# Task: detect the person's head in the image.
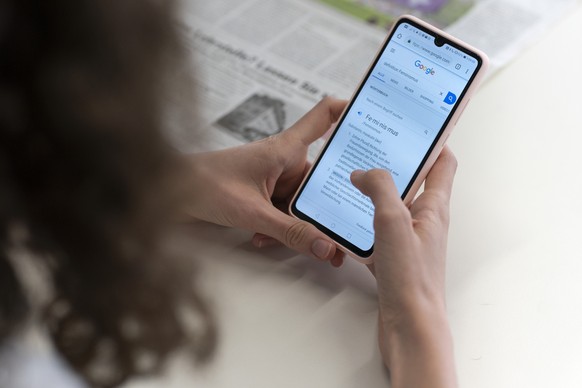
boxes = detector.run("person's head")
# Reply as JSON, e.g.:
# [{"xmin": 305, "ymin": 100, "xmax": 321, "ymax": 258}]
[{"xmin": 0, "ymin": 0, "xmax": 215, "ymax": 386}]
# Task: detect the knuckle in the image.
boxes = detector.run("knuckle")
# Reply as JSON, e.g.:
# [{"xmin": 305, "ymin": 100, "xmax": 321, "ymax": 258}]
[
  {"xmin": 374, "ymin": 206, "xmax": 409, "ymax": 229},
  {"xmin": 424, "ymin": 208, "xmax": 447, "ymax": 226},
  {"xmin": 449, "ymin": 152, "xmax": 458, "ymax": 169},
  {"xmin": 367, "ymin": 168, "xmax": 390, "ymax": 179},
  {"xmin": 435, "ymin": 202, "xmax": 451, "ymax": 226},
  {"xmin": 320, "ymin": 96, "xmax": 342, "ymax": 124},
  {"xmin": 441, "ymin": 147, "xmax": 458, "ymax": 171},
  {"xmin": 259, "ymin": 133, "xmax": 278, "ymax": 149},
  {"xmin": 284, "ymin": 221, "xmax": 310, "ymax": 248},
  {"xmin": 419, "ymin": 194, "xmax": 451, "ymax": 226}
]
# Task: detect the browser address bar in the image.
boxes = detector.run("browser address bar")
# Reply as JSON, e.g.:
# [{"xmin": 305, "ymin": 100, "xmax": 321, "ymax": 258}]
[
  {"xmin": 380, "ymin": 42, "xmax": 465, "ymax": 107},
  {"xmin": 406, "ymin": 36, "xmax": 453, "ymax": 67}
]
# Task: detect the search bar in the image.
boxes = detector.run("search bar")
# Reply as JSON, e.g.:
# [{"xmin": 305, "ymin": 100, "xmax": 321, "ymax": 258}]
[
  {"xmin": 373, "ymin": 62, "xmax": 449, "ymax": 114},
  {"xmin": 362, "ymin": 80, "xmax": 440, "ymax": 139}
]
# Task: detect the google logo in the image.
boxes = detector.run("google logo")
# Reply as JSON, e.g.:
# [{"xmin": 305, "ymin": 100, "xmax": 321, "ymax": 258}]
[{"xmin": 415, "ymin": 60, "xmax": 435, "ymax": 75}]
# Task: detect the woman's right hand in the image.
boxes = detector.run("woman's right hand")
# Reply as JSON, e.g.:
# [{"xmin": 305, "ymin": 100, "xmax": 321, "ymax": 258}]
[{"xmin": 350, "ymin": 147, "xmax": 458, "ymax": 388}]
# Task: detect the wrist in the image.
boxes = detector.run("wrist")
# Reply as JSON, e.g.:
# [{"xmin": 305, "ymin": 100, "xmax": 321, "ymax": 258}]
[
  {"xmin": 380, "ymin": 300, "xmax": 457, "ymax": 388},
  {"xmin": 380, "ymin": 292, "xmax": 448, "ymax": 338},
  {"xmin": 181, "ymin": 152, "xmax": 211, "ymax": 222}
]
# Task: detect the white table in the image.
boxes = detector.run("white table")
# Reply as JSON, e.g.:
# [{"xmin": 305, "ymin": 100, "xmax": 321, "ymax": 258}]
[
  {"xmin": 447, "ymin": 4, "xmax": 582, "ymax": 387},
  {"xmin": 129, "ymin": 5, "xmax": 582, "ymax": 387}
]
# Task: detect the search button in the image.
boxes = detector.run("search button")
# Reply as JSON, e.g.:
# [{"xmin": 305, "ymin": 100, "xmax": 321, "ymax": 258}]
[{"xmin": 444, "ymin": 91, "xmax": 457, "ymax": 105}]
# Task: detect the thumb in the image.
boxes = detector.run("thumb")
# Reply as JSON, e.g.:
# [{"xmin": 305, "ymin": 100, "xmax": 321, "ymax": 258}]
[
  {"xmin": 286, "ymin": 97, "xmax": 347, "ymax": 146},
  {"xmin": 350, "ymin": 169, "xmax": 410, "ymax": 233},
  {"xmin": 256, "ymin": 205, "xmax": 338, "ymax": 261}
]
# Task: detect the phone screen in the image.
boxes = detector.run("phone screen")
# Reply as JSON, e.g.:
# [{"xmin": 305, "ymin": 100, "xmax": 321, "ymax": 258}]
[{"xmin": 292, "ymin": 18, "xmax": 484, "ymax": 257}]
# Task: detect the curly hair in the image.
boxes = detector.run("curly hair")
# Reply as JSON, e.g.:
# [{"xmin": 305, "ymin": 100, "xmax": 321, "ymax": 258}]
[{"xmin": 0, "ymin": 0, "xmax": 216, "ymax": 386}]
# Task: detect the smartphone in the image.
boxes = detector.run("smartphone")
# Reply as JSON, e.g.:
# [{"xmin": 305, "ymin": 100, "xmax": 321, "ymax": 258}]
[{"xmin": 290, "ymin": 15, "xmax": 488, "ymax": 262}]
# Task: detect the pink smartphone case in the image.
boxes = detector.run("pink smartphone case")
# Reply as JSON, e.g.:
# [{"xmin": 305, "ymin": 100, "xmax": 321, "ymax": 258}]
[{"xmin": 291, "ymin": 15, "xmax": 489, "ymax": 264}]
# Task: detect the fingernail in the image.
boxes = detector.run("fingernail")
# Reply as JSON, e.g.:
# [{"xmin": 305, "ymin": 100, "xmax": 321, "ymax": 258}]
[
  {"xmin": 253, "ymin": 236, "xmax": 278, "ymax": 248},
  {"xmin": 312, "ymin": 239, "xmax": 333, "ymax": 260}
]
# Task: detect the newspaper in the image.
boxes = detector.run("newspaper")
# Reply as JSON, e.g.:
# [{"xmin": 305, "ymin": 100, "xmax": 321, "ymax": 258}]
[{"xmin": 170, "ymin": 0, "xmax": 577, "ymax": 153}]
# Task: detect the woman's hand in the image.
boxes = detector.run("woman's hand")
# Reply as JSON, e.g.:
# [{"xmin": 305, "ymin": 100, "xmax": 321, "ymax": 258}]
[
  {"xmin": 350, "ymin": 147, "xmax": 458, "ymax": 388},
  {"xmin": 186, "ymin": 97, "xmax": 347, "ymax": 266}
]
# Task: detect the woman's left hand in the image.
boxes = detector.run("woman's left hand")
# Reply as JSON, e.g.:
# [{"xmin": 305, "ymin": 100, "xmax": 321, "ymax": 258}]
[{"xmin": 185, "ymin": 97, "xmax": 347, "ymax": 266}]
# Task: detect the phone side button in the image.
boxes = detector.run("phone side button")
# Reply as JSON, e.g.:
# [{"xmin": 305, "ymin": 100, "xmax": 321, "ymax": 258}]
[{"xmin": 454, "ymin": 98, "xmax": 471, "ymax": 125}]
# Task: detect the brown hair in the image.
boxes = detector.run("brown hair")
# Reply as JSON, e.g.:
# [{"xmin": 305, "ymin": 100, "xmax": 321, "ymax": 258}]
[{"xmin": 0, "ymin": 0, "xmax": 215, "ymax": 386}]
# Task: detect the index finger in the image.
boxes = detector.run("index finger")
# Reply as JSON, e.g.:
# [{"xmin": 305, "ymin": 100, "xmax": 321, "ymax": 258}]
[{"xmin": 423, "ymin": 146, "xmax": 458, "ymax": 200}]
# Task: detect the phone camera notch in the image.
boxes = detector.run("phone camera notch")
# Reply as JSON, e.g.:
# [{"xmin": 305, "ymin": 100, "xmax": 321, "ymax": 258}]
[{"xmin": 434, "ymin": 36, "xmax": 445, "ymax": 47}]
